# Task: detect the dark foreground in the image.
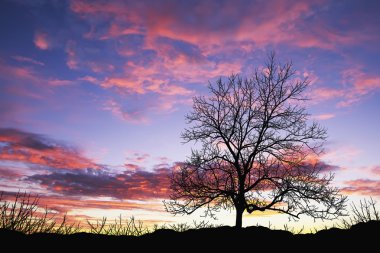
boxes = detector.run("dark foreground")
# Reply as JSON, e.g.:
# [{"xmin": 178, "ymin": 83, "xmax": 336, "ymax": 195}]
[{"xmin": 1, "ymin": 221, "xmax": 378, "ymax": 250}]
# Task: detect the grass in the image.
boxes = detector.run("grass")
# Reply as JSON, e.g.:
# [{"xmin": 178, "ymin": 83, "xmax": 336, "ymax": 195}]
[{"xmin": 1, "ymin": 191, "xmax": 378, "ymax": 235}]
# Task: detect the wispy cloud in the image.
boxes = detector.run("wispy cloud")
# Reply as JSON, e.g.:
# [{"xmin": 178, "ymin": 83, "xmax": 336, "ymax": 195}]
[
  {"xmin": 12, "ymin": 56, "xmax": 45, "ymax": 66},
  {"xmin": 312, "ymin": 113, "xmax": 335, "ymax": 120},
  {"xmin": 310, "ymin": 65, "xmax": 380, "ymax": 107},
  {"xmin": 103, "ymin": 100, "xmax": 149, "ymax": 124}
]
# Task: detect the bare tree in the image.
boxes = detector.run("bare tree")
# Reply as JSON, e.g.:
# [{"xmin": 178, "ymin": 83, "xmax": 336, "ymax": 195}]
[{"xmin": 165, "ymin": 53, "xmax": 347, "ymax": 228}]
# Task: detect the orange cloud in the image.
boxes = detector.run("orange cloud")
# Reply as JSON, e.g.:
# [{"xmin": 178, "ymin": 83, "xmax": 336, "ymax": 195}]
[{"xmin": 34, "ymin": 31, "xmax": 50, "ymax": 50}]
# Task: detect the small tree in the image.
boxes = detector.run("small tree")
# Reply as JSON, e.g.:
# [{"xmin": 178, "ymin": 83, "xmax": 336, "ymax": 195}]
[{"xmin": 165, "ymin": 53, "xmax": 346, "ymax": 228}]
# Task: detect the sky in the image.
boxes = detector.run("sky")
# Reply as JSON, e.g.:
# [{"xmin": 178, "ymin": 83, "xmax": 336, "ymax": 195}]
[{"xmin": 0, "ymin": 0, "xmax": 380, "ymax": 229}]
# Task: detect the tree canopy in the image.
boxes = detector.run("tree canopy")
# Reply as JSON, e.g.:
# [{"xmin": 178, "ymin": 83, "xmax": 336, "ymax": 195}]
[{"xmin": 165, "ymin": 53, "xmax": 346, "ymax": 228}]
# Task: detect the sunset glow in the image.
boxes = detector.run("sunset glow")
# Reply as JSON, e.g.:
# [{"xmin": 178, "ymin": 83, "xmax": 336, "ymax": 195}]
[{"xmin": 0, "ymin": 0, "xmax": 379, "ymax": 228}]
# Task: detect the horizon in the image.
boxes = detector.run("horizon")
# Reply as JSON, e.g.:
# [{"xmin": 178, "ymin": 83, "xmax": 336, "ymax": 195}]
[{"xmin": 0, "ymin": 0, "xmax": 379, "ymax": 230}]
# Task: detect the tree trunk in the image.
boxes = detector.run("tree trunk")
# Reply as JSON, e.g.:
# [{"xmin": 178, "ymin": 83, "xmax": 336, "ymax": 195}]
[{"xmin": 235, "ymin": 207, "xmax": 244, "ymax": 228}]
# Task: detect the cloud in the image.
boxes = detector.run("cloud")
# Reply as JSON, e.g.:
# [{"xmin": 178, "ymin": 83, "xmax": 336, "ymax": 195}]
[
  {"xmin": 48, "ymin": 79, "xmax": 75, "ymax": 86},
  {"xmin": 0, "ymin": 128, "xmax": 99, "ymax": 170},
  {"xmin": 26, "ymin": 166, "xmax": 172, "ymax": 200},
  {"xmin": 0, "ymin": 165, "xmax": 25, "ymax": 179},
  {"xmin": 311, "ymin": 67, "xmax": 380, "ymax": 107},
  {"xmin": 310, "ymin": 87, "xmax": 345, "ymax": 103},
  {"xmin": 312, "ymin": 113, "xmax": 335, "ymax": 120},
  {"xmin": 69, "ymin": 0, "xmax": 358, "ymax": 52},
  {"xmin": 321, "ymin": 146, "xmax": 361, "ymax": 166},
  {"xmin": 104, "ymin": 100, "xmax": 149, "ymax": 124},
  {"xmin": 79, "ymin": 75, "xmax": 100, "ymax": 84},
  {"xmin": 34, "ymin": 31, "xmax": 50, "ymax": 50},
  {"xmin": 342, "ymin": 179, "xmax": 380, "ymax": 197},
  {"xmin": 337, "ymin": 67, "xmax": 380, "ymax": 107},
  {"xmin": 12, "ymin": 56, "xmax": 45, "ymax": 66},
  {"xmin": 66, "ymin": 40, "xmax": 78, "ymax": 69},
  {"xmin": 0, "ymin": 60, "xmax": 36, "ymax": 81},
  {"xmin": 0, "ymin": 128, "xmax": 177, "ymax": 212},
  {"xmin": 371, "ymin": 166, "xmax": 380, "ymax": 176},
  {"xmin": 102, "ymin": 77, "xmax": 146, "ymax": 94},
  {"xmin": 0, "ymin": 59, "xmax": 77, "ymax": 90},
  {"xmin": 29, "ymin": 0, "xmax": 375, "ymax": 126},
  {"xmin": 0, "ymin": 191, "xmax": 164, "ymax": 214},
  {"xmin": 103, "ymin": 88, "xmax": 192, "ymax": 123},
  {"xmin": 125, "ymin": 151, "xmax": 150, "ymax": 163},
  {"xmin": 101, "ymin": 60, "xmax": 195, "ymax": 96}
]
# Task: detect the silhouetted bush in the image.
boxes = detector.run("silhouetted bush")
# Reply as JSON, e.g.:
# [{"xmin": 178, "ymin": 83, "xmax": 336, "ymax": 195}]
[
  {"xmin": 338, "ymin": 197, "xmax": 379, "ymax": 229},
  {"xmin": 0, "ymin": 192, "xmax": 79, "ymax": 234},
  {"xmin": 87, "ymin": 215, "xmax": 148, "ymax": 236}
]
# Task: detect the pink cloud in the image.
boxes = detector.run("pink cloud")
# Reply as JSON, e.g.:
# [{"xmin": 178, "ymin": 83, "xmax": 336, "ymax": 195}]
[
  {"xmin": 103, "ymin": 100, "xmax": 149, "ymax": 124},
  {"xmin": 0, "ymin": 60, "xmax": 36, "ymax": 81},
  {"xmin": 310, "ymin": 66, "xmax": 380, "ymax": 107},
  {"xmin": 66, "ymin": 40, "xmax": 78, "ymax": 69},
  {"xmin": 79, "ymin": 75, "xmax": 100, "ymax": 84},
  {"xmin": 311, "ymin": 87, "xmax": 345, "ymax": 102},
  {"xmin": 321, "ymin": 146, "xmax": 361, "ymax": 165},
  {"xmin": 371, "ymin": 166, "xmax": 380, "ymax": 176},
  {"xmin": 67, "ymin": 0, "xmax": 379, "ymax": 122},
  {"xmin": 342, "ymin": 179, "xmax": 380, "ymax": 197},
  {"xmin": 34, "ymin": 31, "xmax": 50, "ymax": 50},
  {"xmin": 48, "ymin": 79, "xmax": 75, "ymax": 86},
  {"xmin": 0, "ymin": 128, "xmax": 100, "ymax": 170},
  {"xmin": 0, "ymin": 59, "xmax": 77, "ymax": 95},
  {"xmin": 312, "ymin": 113, "xmax": 335, "ymax": 120},
  {"xmin": 88, "ymin": 61, "xmax": 115, "ymax": 73},
  {"xmin": 124, "ymin": 163, "xmax": 139, "ymax": 171},
  {"xmin": 337, "ymin": 67, "xmax": 380, "ymax": 107},
  {"xmin": 356, "ymin": 77, "xmax": 380, "ymax": 91},
  {"xmin": 12, "ymin": 56, "xmax": 45, "ymax": 66},
  {"xmin": 70, "ymin": 0, "xmax": 357, "ymax": 52},
  {"xmin": 101, "ymin": 60, "xmax": 195, "ymax": 97},
  {"xmin": 102, "ymin": 77, "xmax": 146, "ymax": 94},
  {"xmin": 125, "ymin": 151, "xmax": 151, "ymax": 164},
  {"xmin": 100, "ymin": 22, "xmax": 144, "ymax": 40}
]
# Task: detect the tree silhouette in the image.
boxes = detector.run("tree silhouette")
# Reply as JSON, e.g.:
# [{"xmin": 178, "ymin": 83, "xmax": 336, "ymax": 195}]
[{"xmin": 165, "ymin": 53, "xmax": 347, "ymax": 228}]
